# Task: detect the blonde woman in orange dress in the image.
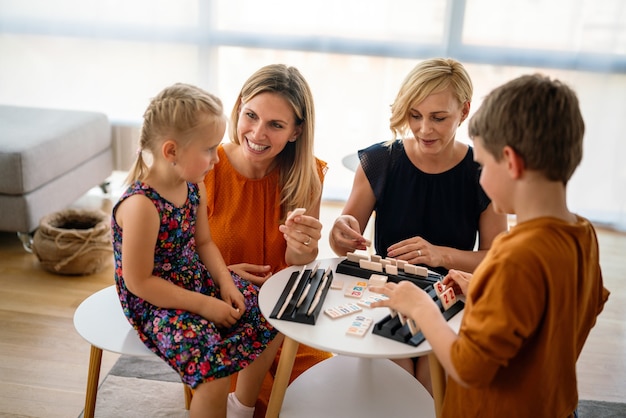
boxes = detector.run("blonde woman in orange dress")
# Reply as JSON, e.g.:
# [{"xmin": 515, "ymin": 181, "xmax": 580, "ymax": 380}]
[{"xmin": 203, "ymin": 64, "xmax": 332, "ymax": 417}]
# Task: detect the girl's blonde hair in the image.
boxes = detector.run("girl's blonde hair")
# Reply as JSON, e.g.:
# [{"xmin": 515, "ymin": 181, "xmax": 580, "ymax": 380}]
[
  {"xmin": 126, "ymin": 83, "xmax": 226, "ymax": 185},
  {"xmin": 229, "ymin": 64, "xmax": 321, "ymax": 220},
  {"xmin": 388, "ymin": 58, "xmax": 473, "ymax": 143}
]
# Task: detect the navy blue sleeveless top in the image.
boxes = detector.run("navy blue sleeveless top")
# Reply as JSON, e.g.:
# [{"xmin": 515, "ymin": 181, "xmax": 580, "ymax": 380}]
[{"xmin": 359, "ymin": 140, "xmax": 490, "ymax": 274}]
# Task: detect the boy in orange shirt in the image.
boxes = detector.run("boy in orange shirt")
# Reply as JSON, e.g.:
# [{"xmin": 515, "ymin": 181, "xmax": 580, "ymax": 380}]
[{"xmin": 371, "ymin": 74, "xmax": 610, "ymax": 417}]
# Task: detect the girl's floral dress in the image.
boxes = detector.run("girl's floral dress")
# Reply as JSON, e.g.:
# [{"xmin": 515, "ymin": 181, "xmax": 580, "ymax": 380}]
[{"xmin": 111, "ymin": 181, "xmax": 277, "ymax": 388}]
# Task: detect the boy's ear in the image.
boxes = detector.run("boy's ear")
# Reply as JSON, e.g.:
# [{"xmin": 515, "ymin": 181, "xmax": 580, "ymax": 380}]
[{"xmin": 503, "ymin": 145, "xmax": 525, "ymax": 179}]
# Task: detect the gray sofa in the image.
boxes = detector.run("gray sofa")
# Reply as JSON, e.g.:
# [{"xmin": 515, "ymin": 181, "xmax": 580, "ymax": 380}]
[{"xmin": 0, "ymin": 105, "xmax": 113, "ymax": 239}]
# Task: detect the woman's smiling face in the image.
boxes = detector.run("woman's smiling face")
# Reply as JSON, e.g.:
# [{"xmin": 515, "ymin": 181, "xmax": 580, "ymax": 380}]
[{"xmin": 237, "ymin": 92, "xmax": 301, "ymax": 163}]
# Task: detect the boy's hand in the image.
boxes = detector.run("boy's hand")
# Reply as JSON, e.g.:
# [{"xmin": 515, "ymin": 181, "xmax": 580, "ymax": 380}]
[
  {"xmin": 443, "ymin": 269, "xmax": 473, "ymax": 296},
  {"xmin": 370, "ymin": 280, "xmax": 437, "ymax": 321}
]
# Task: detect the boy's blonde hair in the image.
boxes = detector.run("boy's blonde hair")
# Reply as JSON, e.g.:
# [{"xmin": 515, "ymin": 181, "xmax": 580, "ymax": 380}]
[
  {"xmin": 126, "ymin": 83, "xmax": 226, "ymax": 184},
  {"xmin": 389, "ymin": 58, "xmax": 473, "ymax": 141},
  {"xmin": 229, "ymin": 64, "xmax": 321, "ymax": 220},
  {"xmin": 468, "ymin": 74, "xmax": 584, "ymax": 184}
]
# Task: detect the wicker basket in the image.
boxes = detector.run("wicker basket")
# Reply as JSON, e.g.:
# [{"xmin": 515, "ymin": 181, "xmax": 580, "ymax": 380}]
[{"xmin": 32, "ymin": 208, "xmax": 112, "ymax": 275}]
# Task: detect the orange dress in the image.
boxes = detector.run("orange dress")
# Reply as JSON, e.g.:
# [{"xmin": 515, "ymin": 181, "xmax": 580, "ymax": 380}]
[{"xmin": 204, "ymin": 145, "xmax": 332, "ymax": 417}]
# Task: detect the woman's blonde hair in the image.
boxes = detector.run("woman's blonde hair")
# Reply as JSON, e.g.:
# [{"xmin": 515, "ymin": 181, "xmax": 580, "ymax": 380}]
[
  {"xmin": 229, "ymin": 64, "xmax": 321, "ymax": 220},
  {"xmin": 388, "ymin": 58, "xmax": 473, "ymax": 142},
  {"xmin": 126, "ymin": 83, "xmax": 226, "ymax": 185}
]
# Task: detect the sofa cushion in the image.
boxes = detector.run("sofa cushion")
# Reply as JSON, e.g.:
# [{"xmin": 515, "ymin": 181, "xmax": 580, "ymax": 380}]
[
  {"xmin": 0, "ymin": 149, "xmax": 113, "ymax": 233},
  {"xmin": 0, "ymin": 105, "xmax": 111, "ymax": 195}
]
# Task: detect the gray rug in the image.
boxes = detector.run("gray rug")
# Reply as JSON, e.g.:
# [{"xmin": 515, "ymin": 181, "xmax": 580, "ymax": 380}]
[
  {"xmin": 82, "ymin": 355, "xmax": 626, "ymax": 417},
  {"xmin": 579, "ymin": 401, "xmax": 626, "ymax": 418},
  {"xmin": 78, "ymin": 356, "xmax": 189, "ymax": 418}
]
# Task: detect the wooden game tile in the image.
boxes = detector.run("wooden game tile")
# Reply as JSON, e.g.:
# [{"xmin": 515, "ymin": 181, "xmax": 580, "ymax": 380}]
[
  {"xmin": 347, "ymin": 252, "xmax": 369, "ymax": 263},
  {"xmin": 359, "ymin": 259, "xmax": 383, "ymax": 272},
  {"xmin": 385, "ymin": 264, "xmax": 398, "ymax": 275},
  {"xmin": 440, "ymin": 287, "xmax": 458, "ymax": 310}
]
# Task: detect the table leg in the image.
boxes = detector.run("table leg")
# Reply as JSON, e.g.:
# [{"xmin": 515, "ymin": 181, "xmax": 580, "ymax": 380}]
[
  {"xmin": 265, "ymin": 337, "xmax": 300, "ymax": 418},
  {"xmin": 84, "ymin": 345, "xmax": 103, "ymax": 418},
  {"xmin": 428, "ymin": 353, "xmax": 446, "ymax": 418}
]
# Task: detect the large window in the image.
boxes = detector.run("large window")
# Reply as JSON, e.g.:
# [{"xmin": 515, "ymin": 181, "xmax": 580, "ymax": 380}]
[
  {"xmin": 464, "ymin": 0, "xmax": 626, "ymax": 55},
  {"xmin": 1, "ymin": 0, "xmax": 625, "ymax": 228}
]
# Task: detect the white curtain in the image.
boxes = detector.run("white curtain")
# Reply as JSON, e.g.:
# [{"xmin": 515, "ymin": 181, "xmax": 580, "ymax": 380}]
[{"xmin": 1, "ymin": 0, "xmax": 624, "ymax": 229}]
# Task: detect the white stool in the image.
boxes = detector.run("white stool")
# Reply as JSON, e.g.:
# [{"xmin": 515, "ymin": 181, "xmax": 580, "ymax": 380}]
[
  {"xmin": 73, "ymin": 285, "xmax": 192, "ymax": 418},
  {"xmin": 341, "ymin": 152, "xmax": 359, "ymax": 172}
]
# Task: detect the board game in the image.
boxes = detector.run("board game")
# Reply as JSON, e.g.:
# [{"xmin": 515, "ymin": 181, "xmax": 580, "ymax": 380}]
[
  {"xmin": 372, "ymin": 285, "xmax": 464, "ymax": 346},
  {"xmin": 336, "ymin": 253, "xmax": 464, "ymax": 347},
  {"xmin": 269, "ymin": 265, "xmax": 333, "ymax": 325},
  {"xmin": 335, "ymin": 257, "xmax": 442, "ymax": 290}
]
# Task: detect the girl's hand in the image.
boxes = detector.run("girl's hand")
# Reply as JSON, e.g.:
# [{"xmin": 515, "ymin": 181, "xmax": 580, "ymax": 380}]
[
  {"xmin": 387, "ymin": 236, "xmax": 443, "ymax": 267},
  {"xmin": 220, "ymin": 281, "xmax": 246, "ymax": 313},
  {"xmin": 443, "ymin": 269, "xmax": 472, "ymax": 296},
  {"xmin": 329, "ymin": 215, "xmax": 371, "ymax": 254},
  {"xmin": 228, "ymin": 263, "xmax": 272, "ymax": 287},
  {"xmin": 199, "ymin": 295, "xmax": 242, "ymax": 328},
  {"xmin": 279, "ymin": 210, "xmax": 322, "ymax": 254}
]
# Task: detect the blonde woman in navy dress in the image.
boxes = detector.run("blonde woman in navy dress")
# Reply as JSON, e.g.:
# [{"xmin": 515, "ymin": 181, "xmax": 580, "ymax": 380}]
[
  {"xmin": 111, "ymin": 83, "xmax": 280, "ymax": 418},
  {"xmin": 329, "ymin": 58, "xmax": 508, "ymax": 393}
]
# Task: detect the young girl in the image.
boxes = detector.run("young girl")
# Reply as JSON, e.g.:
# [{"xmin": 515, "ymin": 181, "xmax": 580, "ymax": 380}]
[{"xmin": 111, "ymin": 83, "xmax": 280, "ymax": 418}]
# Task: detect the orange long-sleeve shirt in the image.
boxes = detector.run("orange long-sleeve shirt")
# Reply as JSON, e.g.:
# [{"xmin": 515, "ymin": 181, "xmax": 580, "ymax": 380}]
[{"xmin": 444, "ymin": 216, "xmax": 609, "ymax": 417}]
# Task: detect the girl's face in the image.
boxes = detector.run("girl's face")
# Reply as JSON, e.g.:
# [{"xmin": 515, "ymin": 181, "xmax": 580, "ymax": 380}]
[
  {"xmin": 236, "ymin": 92, "xmax": 301, "ymax": 164},
  {"xmin": 407, "ymin": 88, "xmax": 469, "ymax": 154},
  {"xmin": 177, "ymin": 117, "xmax": 225, "ymax": 183}
]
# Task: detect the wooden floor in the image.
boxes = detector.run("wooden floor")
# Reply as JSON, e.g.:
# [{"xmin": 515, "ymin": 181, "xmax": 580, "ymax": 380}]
[{"xmin": 0, "ymin": 184, "xmax": 624, "ymax": 417}]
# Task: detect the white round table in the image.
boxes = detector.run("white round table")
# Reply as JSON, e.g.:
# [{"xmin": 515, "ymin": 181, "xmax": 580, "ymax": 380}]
[{"xmin": 258, "ymin": 257, "xmax": 463, "ymax": 418}]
